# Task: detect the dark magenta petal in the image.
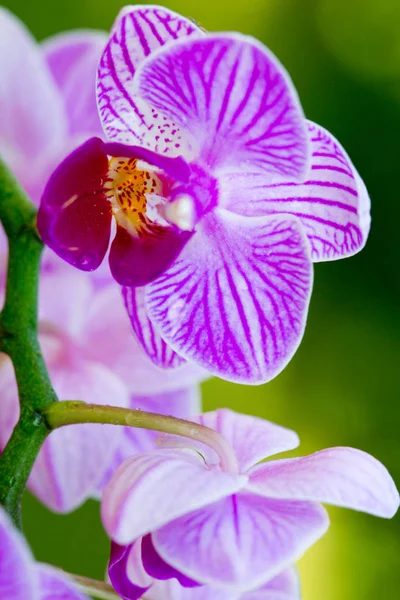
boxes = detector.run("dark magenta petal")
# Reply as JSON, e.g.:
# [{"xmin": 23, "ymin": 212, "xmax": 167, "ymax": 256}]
[
  {"xmin": 103, "ymin": 142, "xmax": 191, "ymax": 182},
  {"xmin": 37, "ymin": 137, "xmax": 112, "ymax": 271},
  {"xmin": 109, "ymin": 225, "xmax": 192, "ymax": 287},
  {"xmin": 142, "ymin": 534, "xmax": 201, "ymax": 588},
  {"xmin": 108, "ymin": 543, "xmax": 149, "ymax": 600}
]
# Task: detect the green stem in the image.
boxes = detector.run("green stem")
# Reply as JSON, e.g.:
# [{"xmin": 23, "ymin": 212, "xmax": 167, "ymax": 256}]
[
  {"xmin": 45, "ymin": 401, "xmax": 239, "ymax": 473},
  {"xmin": 0, "ymin": 159, "xmax": 58, "ymax": 526},
  {"xmin": 69, "ymin": 574, "xmax": 121, "ymax": 600}
]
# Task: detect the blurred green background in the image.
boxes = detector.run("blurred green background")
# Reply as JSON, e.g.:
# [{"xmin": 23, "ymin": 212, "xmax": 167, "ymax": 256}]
[{"xmin": 2, "ymin": 0, "xmax": 399, "ymax": 598}]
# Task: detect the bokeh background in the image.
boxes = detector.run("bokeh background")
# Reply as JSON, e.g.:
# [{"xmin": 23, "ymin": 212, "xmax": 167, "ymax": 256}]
[{"xmin": 2, "ymin": 0, "xmax": 399, "ymax": 598}]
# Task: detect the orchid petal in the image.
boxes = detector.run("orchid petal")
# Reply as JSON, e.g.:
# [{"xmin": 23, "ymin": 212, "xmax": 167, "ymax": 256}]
[
  {"xmin": 83, "ymin": 284, "xmax": 208, "ymax": 394},
  {"xmin": 123, "ymin": 286, "xmax": 186, "ymax": 370},
  {"xmin": 147, "ymin": 568, "xmax": 299, "ymax": 600},
  {"xmin": 137, "ymin": 34, "xmax": 309, "ymax": 176},
  {"xmin": 38, "ymin": 267, "xmax": 92, "ymax": 341},
  {"xmin": 37, "ymin": 137, "xmax": 112, "ymax": 271},
  {"xmin": 37, "ymin": 564, "xmax": 89, "ymax": 600},
  {"xmin": 109, "ymin": 224, "xmax": 191, "ymax": 287},
  {"xmin": 147, "ymin": 579, "xmax": 235, "ymax": 600},
  {"xmin": 0, "ymin": 506, "xmax": 38, "ymax": 600},
  {"xmin": 42, "ymin": 30, "xmax": 106, "ymax": 138},
  {"xmin": 102, "ymin": 449, "xmax": 247, "ymax": 545},
  {"xmin": 194, "ymin": 409, "xmax": 299, "ymax": 472},
  {"xmin": 28, "ymin": 360, "xmax": 130, "ymax": 513},
  {"xmin": 97, "ymin": 6, "xmax": 203, "ymax": 154},
  {"xmin": 248, "ymin": 447, "xmax": 400, "ymax": 518},
  {"xmin": 255, "ymin": 567, "xmax": 300, "ymax": 597},
  {"xmin": 142, "ymin": 534, "xmax": 200, "ymax": 588},
  {"xmin": 108, "ymin": 541, "xmax": 150, "ymax": 600},
  {"xmin": 153, "ymin": 492, "xmax": 329, "ymax": 591},
  {"xmin": 97, "ymin": 385, "xmax": 202, "ymax": 493},
  {"xmin": 0, "ymin": 8, "xmax": 66, "ymax": 170},
  {"xmin": 222, "ymin": 121, "xmax": 371, "ymax": 260},
  {"xmin": 146, "ymin": 210, "xmax": 313, "ymax": 384},
  {"xmin": 148, "ymin": 580, "xmax": 236, "ymax": 600}
]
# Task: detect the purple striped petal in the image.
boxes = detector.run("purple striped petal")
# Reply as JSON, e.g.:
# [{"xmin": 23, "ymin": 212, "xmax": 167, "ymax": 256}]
[
  {"xmin": 0, "ymin": 506, "xmax": 38, "ymax": 600},
  {"xmin": 37, "ymin": 564, "xmax": 89, "ymax": 600},
  {"xmin": 152, "ymin": 492, "xmax": 328, "ymax": 591},
  {"xmin": 137, "ymin": 34, "xmax": 309, "ymax": 176},
  {"xmin": 0, "ymin": 8, "xmax": 66, "ymax": 172},
  {"xmin": 101, "ymin": 449, "xmax": 247, "ymax": 545},
  {"xmin": 247, "ymin": 447, "xmax": 400, "ymax": 518},
  {"xmin": 146, "ymin": 210, "xmax": 313, "ymax": 384},
  {"xmin": 97, "ymin": 6, "xmax": 203, "ymax": 154},
  {"xmin": 221, "ymin": 121, "xmax": 371, "ymax": 260},
  {"xmin": 193, "ymin": 410, "xmax": 299, "ymax": 472},
  {"xmin": 28, "ymin": 359, "xmax": 130, "ymax": 513},
  {"xmin": 42, "ymin": 30, "xmax": 106, "ymax": 138},
  {"xmin": 123, "ymin": 286, "xmax": 186, "ymax": 369}
]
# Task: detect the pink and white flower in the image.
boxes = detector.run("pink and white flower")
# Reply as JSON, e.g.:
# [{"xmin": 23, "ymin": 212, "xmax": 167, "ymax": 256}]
[
  {"xmin": 102, "ymin": 409, "xmax": 398, "ymax": 598},
  {"xmin": 37, "ymin": 6, "xmax": 371, "ymax": 384}
]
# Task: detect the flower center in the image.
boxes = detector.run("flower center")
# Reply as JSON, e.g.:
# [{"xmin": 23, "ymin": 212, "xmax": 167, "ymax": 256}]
[{"xmin": 104, "ymin": 156, "xmax": 164, "ymax": 237}]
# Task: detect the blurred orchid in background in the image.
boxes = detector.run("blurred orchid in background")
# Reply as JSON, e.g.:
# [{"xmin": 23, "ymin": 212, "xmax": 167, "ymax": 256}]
[
  {"xmin": 0, "ymin": 7, "xmax": 206, "ymax": 514},
  {"xmin": 37, "ymin": 6, "xmax": 371, "ymax": 386},
  {"xmin": 0, "ymin": 505, "xmax": 89, "ymax": 599},
  {"xmin": 103, "ymin": 409, "xmax": 398, "ymax": 598}
]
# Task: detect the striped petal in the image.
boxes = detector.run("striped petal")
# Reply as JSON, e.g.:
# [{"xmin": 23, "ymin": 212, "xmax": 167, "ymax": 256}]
[
  {"xmin": 221, "ymin": 121, "xmax": 371, "ymax": 260},
  {"xmin": 145, "ymin": 210, "xmax": 312, "ymax": 384},
  {"xmin": 102, "ymin": 449, "xmax": 247, "ymax": 545},
  {"xmin": 136, "ymin": 34, "xmax": 309, "ymax": 176},
  {"xmin": 152, "ymin": 493, "xmax": 328, "ymax": 591},
  {"xmin": 248, "ymin": 447, "xmax": 399, "ymax": 518},
  {"xmin": 97, "ymin": 6, "xmax": 203, "ymax": 154},
  {"xmin": 123, "ymin": 286, "xmax": 186, "ymax": 370}
]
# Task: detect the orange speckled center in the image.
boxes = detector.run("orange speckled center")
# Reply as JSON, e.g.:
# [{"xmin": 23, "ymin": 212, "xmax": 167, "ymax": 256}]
[{"xmin": 105, "ymin": 156, "xmax": 163, "ymax": 236}]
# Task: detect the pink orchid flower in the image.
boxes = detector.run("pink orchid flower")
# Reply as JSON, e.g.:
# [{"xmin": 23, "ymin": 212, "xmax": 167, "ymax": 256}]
[
  {"xmin": 102, "ymin": 409, "xmax": 398, "ymax": 598},
  {"xmin": 38, "ymin": 5, "xmax": 370, "ymax": 384},
  {"xmin": 0, "ymin": 505, "xmax": 89, "ymax": 599}
]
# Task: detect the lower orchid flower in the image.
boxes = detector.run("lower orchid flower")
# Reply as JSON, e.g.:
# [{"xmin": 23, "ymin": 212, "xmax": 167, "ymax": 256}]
[
  {"xmin": 102, "ymin": 409, "xmax": 399, "ymax": 598},
  {"xmin": 38, "ymin": 5, "xmax": 371, "ymax": 385},
  {"xmin": 0, "ymin": 505, "xmax": 89, "ymax": 600}
]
